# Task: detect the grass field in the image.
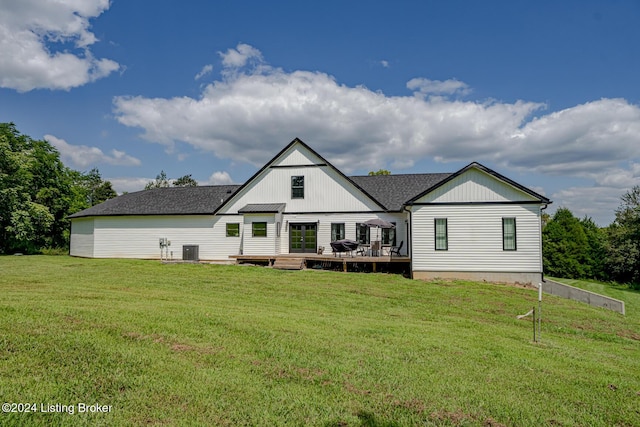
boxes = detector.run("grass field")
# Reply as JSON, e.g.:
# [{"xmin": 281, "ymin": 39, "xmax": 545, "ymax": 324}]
[{"xmin": 1, "ymin": 256, "xmax": 639, "ymax": 426}]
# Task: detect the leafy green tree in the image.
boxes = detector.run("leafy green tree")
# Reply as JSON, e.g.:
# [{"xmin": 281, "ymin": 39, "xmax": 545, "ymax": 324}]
[
  {"xmin": 605, "ymin": 186, "xmax": 640, "ymax": 287},
  {"xmin": 6, "ymin": 201, "xmax": 55, "ymax": 253},
  {"xmin": 173, "ymin": 174, "xmax": 198, "ymax": 187},
  {"xmin": 68, "ymin": 168, "xmax": 117, "ymax": 215},
  {"xmin": 81, "ymin": 168, "xmax": 117, "ymax": 206},
  {"xmin": 542, "ymin": 208, "xmax": 588, "ymax": 278},
  {"xmin": 580, "ymin": 216, "xmax": 607, "ymax": 280},
  {"xmin": 0, "ymin": 123, "xmax": 73, "ymax": 253},
  {"xmin": 145, "ymin": 170, "xmax": 171, "ymax": 190},
  {"xmin": 368, "ymin": 169, "xmax": 391, "ymax": 176},
  {"xmin": 145, "ymin": 171, "xmax": 198, "ymax": 189}
]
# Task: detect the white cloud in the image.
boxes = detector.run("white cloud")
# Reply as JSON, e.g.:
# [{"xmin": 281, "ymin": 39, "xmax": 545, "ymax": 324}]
[
  {"xmin": 113, "ymin": 43, "xmax": 640, "ymax": 226},
  {"xmin": 502, "ymin": 99, "xmax": 640, "ymax": 176},
  {"xmin": 108, "ymin": 177, "xmax": 151, "ymax": 194},
  {"xmin": 113, "ymin": 50, "xmax": 543, "ymax": 172},
  {"xmin": 407, "ymin": 77, "xmax": 471, "ymax": 97},
  {"xmin": 218, "ymin": 43, "xmax": 263, "ymax": 68},
  {"xmin": 0, "ymin": 0, "xmax": 119, "ymax": 92},
  {"xmin": 380, "ymin": 60, "xmax": 390, "ymax": 68},
  {"xmin": 550, "ymin": 186, "xmax": 627, "ymax": 225},
  {"xmin": 208, "ymin": 171, "xmax": 234, "ymax": 185},
  {"xmin": 45, "ymin": 135, "xmax": 141, "ymax": 168},
  {"xmin": 195, "ymin": 64, "xmax": 213, "ymax": 80}
]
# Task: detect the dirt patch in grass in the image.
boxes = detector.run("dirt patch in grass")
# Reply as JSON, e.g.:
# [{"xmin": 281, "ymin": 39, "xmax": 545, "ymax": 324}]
[
  {"xmin": 429, "ymin": 409, "xmax": 474, "ymax": 424},
  {"xmin": 393, "ymin": 398, "xmax": 426, "ymax": 414},
  {"xmin": 123, "ymin": 331, "xmax": 224, "ymax": 354},
  {"xmin": 617, "ymin": 329, "xmax": 640, "ymax": 341}
]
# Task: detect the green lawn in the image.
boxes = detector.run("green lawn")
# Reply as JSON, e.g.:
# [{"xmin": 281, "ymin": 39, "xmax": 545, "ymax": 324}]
[{"xmin": 1, "ymin": 256, "xmax": 639, "ymax": 426}]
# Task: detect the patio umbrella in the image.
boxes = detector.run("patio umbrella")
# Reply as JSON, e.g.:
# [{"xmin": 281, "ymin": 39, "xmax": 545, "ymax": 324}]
[
  {"xmin": 364, "ymin": 218, "xmax": 395, "ymax": 241},
  {"xmin": 364, "ymin": 218, "xmax": 395, "ymax": 229}
]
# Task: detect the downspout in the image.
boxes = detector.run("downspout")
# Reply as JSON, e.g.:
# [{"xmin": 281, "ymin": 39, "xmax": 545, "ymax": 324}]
[
  {"xmin": 403, "ymin": 204, "xmax": 413, "ymax": 279},
  {"xmin": 540, "ymin": 203, "xmax": 549, "ymax": 283}
]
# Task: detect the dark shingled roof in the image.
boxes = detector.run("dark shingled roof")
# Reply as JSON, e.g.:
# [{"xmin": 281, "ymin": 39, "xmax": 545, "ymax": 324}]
[
  {"xmin": 68, "ymin": 174, "xmax": 455, "ymax": 219},
  {"xmin": 68, "ymin": 185, "xmax": 241, "ymax": 218},
  {"xmin": 69, "ymin": 167, "xmax": 548, "ymax": 219},
  {"xmin": 350, "ymin": 173, "xmax": 452, "ymax": 211}
]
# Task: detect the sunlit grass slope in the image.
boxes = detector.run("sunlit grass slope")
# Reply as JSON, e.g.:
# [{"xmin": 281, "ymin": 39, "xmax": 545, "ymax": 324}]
[{"xmin": 1, "ymin": 256, "xmax": 639, "ymax": 426}]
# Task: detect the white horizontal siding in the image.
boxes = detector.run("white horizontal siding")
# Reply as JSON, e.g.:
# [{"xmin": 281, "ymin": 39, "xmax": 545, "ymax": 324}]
[
  {"xmin": 210, "ymin": 216, "xmax": 243, "ymax": 259},
  {"xmin": 91, "ymin": 215, "xmax": 241, "ymax": 261},
  {"xmin": 416, "ymin": 168, "xmax": 539, "ymax": 203},
  {"xmin": 281, "ymin": 213, "xmax": 408, "ymax": 254},
  {"xmin": 411, "ymin": 204, "xmax": 542, "ymax": 272},
  {"xmin": 70, "ymin": 218, "xmax": 94, "ymax": 257},
  {"xmin": 242, "ymin": 214, "xmax": 276, "ymax": 256}
]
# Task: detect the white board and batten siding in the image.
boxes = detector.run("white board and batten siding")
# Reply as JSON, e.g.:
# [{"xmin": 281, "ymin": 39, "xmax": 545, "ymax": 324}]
[
  {"xmin": 85, "ymin": 215, "xmax": 243, "ymax": 261},
  {"xmin": 410, "ymin": 166, "xmax": 544, "ymax": 283},
  {"xmin": 69, "ymin": 217, "xmax": 95, "ymax": 257},
  {"xmin": 218, "ymin": 144, "xmax": 382, "ymax": 215},
  {"xmin": 417, "ymin": 168, "xmax": 541, "ymax": 204}
]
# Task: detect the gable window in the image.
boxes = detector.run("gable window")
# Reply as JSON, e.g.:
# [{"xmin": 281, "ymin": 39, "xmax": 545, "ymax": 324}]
[
  {"xmin": 503, "ymin": 217, "xmax": 517, "ymax": 251},
  {"xmin": 381, "ymin": 222, "xmax": 396, "ymax": 246},
  {"xmin": 291, "ymin": 176, "xmax": 304, "ymax": 199},
  {"xmin": 331, "ymin": 223, "xmax": 345, "ymax": 241},
  {"xmin": 252, "ymin": 222, "xmax": 267, "ymax": 237},
  {"xmin": 226, "ymin": 223, "xmax": 240, "ymax": 237},
  {"xmin": 356, "ymin": 223, "xmax": 370, "ymax": 244},
  {"xmin": 435, "ymin": 218, "xmax": 448, "ymax": 251}
]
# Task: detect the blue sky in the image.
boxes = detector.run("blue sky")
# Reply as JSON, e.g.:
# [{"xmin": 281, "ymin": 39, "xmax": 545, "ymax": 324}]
[{"xmin": 1, "ymin": 0, "xmax": 640, "ymax": 226}]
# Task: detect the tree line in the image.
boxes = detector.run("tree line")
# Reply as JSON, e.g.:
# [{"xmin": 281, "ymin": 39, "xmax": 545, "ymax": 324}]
[
  {"xmin": 0, "ymin": 123, "xmax": 197, "ymax": 254},
  {"xmin": 543, "ymin": 188, "xmax": 640, "ymax": 289}
]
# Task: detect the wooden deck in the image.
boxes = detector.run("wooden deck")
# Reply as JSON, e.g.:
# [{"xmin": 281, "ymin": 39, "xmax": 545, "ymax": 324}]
[{"xmin": 230, "ymin": 253, "xmax": 411, "ymax": 273}]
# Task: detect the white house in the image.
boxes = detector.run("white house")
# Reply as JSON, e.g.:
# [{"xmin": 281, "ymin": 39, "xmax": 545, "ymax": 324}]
[{"xmin": 69, "ymin": 138, "xmax": 551, "ymax": 284}]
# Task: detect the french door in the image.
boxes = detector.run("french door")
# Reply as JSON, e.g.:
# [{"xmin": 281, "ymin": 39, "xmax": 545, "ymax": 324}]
[{"xmin": 289, "ymin": 223, "xmax": 317, "ymax": 253}]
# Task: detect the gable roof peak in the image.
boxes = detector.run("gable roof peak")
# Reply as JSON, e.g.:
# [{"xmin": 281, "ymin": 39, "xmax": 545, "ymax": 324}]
[{"xmin": 214, "ymin": 138, "xmax": 388, "ymax": 213}]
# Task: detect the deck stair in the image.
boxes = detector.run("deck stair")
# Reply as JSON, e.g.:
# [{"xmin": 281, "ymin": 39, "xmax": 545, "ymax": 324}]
[{"xmin": 272, "ymin": 257, "xmax": 305, "ymax": 270}]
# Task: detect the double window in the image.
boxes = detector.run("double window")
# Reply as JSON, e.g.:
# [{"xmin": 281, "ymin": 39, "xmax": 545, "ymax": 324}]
[
  {"xmin": 291, "ymin": 176, "xmax": 304, "ymax": 199},
  {"xmin": 356, "ymin": 223, "xmax": 370, "ymax": 244},
  {"xmin": 331, "ymin": 223, "xmax": 345, "ymax": 241},
  {"xmin": 381, "ymin": 223, "xmax": 396, "ymax": 246}
]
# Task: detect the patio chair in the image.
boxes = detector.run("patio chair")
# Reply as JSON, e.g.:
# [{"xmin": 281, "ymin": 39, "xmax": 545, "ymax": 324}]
[
  {"xmin": 371, "ymin": 240, "xmax": 381, "ymax": 257},
  {"xmin": 389, "ymin": 241, "xmax": 403, "ymax": 258}
]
